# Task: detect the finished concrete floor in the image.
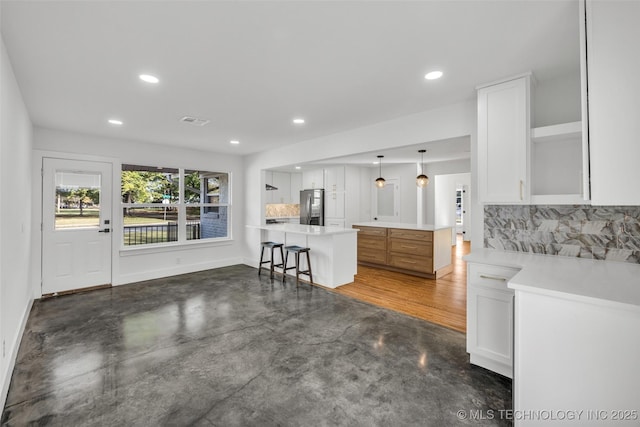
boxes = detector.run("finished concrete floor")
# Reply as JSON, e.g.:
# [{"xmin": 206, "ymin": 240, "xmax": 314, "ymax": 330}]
[{"xmin": 2, "ymin": 265, "xmax": 511, "ymax": 426}]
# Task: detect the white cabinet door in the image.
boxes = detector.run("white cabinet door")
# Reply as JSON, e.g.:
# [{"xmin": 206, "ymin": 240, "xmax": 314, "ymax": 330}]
[
  {"xmin": 272, "ymin": 172, "xmax": 290, "ymax": 204},
  {"xmin": 324, "ymin": 166, "xmax": 345, "ymax": 192},
  {"xmin": 466, "ymin": 263, "xmax": 518, "ymax": 378},
  {"xmin": 467, "ymin": 286, "xmax": 513, "ymax": 377},
  {"xmin": 325, "ymin": 219, "xmax": 345, "ymax": 228},
  {"xmin": 302, "ymin": 169, "xmax": 323, "ymax": 190},
  {"xmin": 477, "ymin": 74, "xmax": 530, "ymax": 203},
  {"xmin": 325, "ymin": 190, "xmax": 345, "ymax": 219},
  {"xmin": 290, "ymin": 173, "xmax": 302, "ymax": 204},
  {"xmin": 585, "ymin": 0, "xmax": 640, "ymax": 205},
  {"xmin": 264, "ymin": 171, "xmax": 274, "ymax": 204}
]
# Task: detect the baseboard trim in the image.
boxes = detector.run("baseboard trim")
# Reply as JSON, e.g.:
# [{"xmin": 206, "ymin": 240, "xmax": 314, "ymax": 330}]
[
  {"xmin": 1, "ymin": 297, "xmax": 34, "ymax": 412},
  {"xmin": 115, "ymin": 257, "xmax": 244, "ymax": 285}
]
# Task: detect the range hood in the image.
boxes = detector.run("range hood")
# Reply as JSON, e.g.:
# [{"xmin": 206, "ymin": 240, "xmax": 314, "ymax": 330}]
[{"xmin": 265, "ymin": 184, "xmax": 278, "ymax": 191}]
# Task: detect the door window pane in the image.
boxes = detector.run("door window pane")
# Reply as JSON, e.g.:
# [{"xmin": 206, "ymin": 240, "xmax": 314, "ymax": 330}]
[{"xmin": 55, "ymin": 171, "xmax": 101, "ymax": 229}]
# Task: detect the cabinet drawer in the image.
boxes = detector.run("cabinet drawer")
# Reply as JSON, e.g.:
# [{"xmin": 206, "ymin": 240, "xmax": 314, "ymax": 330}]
[
  {"xmin": 389, "ymin": 228, "xmax": 433, "ymax": 242},
  {"xmin": 468, "ymin": 263, "xmax": 519, "ymax": 292},
  {"xmin": 355, "ymin": 226, "xmax": 387, "ymax": 237},
  {"xmin": 388, "ymin": 253, "xmax": 433, "ymax": 274},
  {"xmin": 357, "ymin": 247, "xmax": 387, "ymax": 264},
  {"xmin": 358, "ymin": 235, "xmax": 386, "ymax": 250},
  {"xmin": 388, "ymin": 239, "xmax": 433, "ymax": 256}
]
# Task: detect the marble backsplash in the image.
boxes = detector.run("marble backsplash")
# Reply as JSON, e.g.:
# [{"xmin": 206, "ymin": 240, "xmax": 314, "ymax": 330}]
[
  {"xmin": 265, "ymin": 203, "xmax": 300, "ymax": 218},
  {"xmin": 484, "ymin": 205, "xmax": 640, "ymax": 263}
]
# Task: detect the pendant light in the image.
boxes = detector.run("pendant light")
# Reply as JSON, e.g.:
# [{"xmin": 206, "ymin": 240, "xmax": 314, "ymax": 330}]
[
  {"xmin": 375, "ymin": 155, "xmax": 386, "ymax": 188},
  {"xmin": 416, "ymin": 149, "xmax": 430, "ymax": 188}
]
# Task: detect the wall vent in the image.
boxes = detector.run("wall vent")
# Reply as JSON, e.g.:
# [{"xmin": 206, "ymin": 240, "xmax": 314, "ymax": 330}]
[{"xmin": 180, "ymin": 116, "xmax": 210, "ymax": 126}]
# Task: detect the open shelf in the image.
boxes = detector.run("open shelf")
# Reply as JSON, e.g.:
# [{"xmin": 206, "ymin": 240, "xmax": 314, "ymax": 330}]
[
  {"xmin": 531, "ymin": 121, "xmax": 582, "ymax": 142},
  {"xmin": 530, "ymin": 121, "xmax": 589, "ymax": 205}
]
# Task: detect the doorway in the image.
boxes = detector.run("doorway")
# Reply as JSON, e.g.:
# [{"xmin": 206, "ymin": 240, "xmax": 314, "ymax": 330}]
[{"xmin": 42, "ymin": 158, "xmax": 113, "ymax": 295}]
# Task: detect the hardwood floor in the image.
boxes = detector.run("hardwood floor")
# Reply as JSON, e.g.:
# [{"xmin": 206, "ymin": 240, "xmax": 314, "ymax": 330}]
[{"xmin": 335, "ymin": 235, "xmax": 470, "ymax": 333}]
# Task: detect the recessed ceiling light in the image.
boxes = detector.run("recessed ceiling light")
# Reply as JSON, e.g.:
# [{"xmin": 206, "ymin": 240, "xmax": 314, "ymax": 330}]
[
  {"xmin": 108, "ymin": 119, "xmax": 123, "ymax": 125},
  {"xmin": 139, "ymin": 74, "xmax": 159, "ymax": 84},
  {"xmin": 425, "ymin": 71, "xmax": 443, "ymax": 80},
  {"xmin": 373, "ymin": 161, "xmax": 379, "ymax": 165},
  {"xmin": 230, "ymin": 140, "xmax": 240, "ymax": 145},
  {"xmin": 292, "ymin": 118, "xmax": 305, "ymax": 125},
  {"xmin": 295, "ymin": 166, "xmax": 301, "ymax": 170}
]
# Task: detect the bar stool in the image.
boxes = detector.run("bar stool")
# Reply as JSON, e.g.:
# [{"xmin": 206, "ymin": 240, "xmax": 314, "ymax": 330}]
[
  {"xmin": 259, "ymin": 241, "xmax": 284, "ymax": 279},
  {"xmin": 282, "ymin": 245, "xmax": 313, "ymax": 286}
]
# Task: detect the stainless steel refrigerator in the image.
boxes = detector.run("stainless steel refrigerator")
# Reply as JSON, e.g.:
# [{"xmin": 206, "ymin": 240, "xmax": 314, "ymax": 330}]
[{"xmin": 299, "ymin": 189, "xmax": 324, "ymax": 225}]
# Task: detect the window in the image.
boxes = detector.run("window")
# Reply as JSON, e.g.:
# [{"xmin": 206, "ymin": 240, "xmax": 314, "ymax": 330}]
[
  {"xmin": 121, "ymin": 165, "xmax": 230, "ymax": 246},
  {"xmin": 184, "ymin": 170, "xmax": 229, "ymax": 242},
  {"xmin": 55, "ymin": 171, "xmax": 101, "ymax": 229}
]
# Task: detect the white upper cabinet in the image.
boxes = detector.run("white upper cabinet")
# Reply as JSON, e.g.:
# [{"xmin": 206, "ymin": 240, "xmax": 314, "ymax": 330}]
[
  {"xmin": 584, "ymin": 0, "xmax": 640, "ymax": 205},
  {"xmin": 477, "ymin": 74, "xmax": 531, "ymax": 204},
  {"xmin": 323, "ymin": 166, "xmax": 345, "ymax": 193},
  {"xmin": 290, "ymin": 173, "xmax": 302, "ymax": 204},
  {"xmin": 265, "ymin": 171, "xmax": 293, "ymax": 204},
  {"xmin": 272, "ymin": 172, "xmax": 291, "ymax": 204},
  {"xmin": 302, "ymin": 169, "xmax": 324, "ymax": 190},
  {"xmin": 264, "ymin": 170, "xmax": 274, "ymax": 204}
]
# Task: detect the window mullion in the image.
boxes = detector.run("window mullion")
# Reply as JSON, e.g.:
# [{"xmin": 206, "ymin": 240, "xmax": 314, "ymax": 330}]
[{"xmin": 178, "ymin": 168, "xmax": 186, "ymax": 243}]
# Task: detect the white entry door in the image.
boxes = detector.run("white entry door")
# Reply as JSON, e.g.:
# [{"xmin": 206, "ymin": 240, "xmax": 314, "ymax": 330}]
[{"xmin": 42, "ymin": 158, "xmax": 112, "ymax": 295}]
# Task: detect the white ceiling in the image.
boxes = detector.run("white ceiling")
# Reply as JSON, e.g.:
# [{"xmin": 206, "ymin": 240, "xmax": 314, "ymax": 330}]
[{"xmin": 1, "ymin": 0, "xmax": 579, "ymax": 160}]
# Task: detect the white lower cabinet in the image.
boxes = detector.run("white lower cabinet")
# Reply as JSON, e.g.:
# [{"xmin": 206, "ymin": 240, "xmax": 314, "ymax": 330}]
[
  {"xmin": 466, "ymin": 263, "xmax": 519, "ymax": 378},
  {"xmin": 325, "ymin": 219, "xmax": 345, "ymax": 228}
]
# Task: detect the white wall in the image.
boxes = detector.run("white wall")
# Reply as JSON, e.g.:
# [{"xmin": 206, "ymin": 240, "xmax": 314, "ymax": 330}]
[
  {"xmin": 533, "ymin": 72, "xmax": 581, "ymax": 127},
  {"xmin": 31, "ymin": 127, "xmax": 246, "ymax": 288},
  {"xmin": 243, "ymin": 101, "xmax": 475, "ymax": 266},
  {"xmin": 1, "ymin": 37, "xmax": 34, "ymax": 411},
  {"xmin": 356, "ymin": 166, "xmax": 373, "ymax": 224},
  {"xmin": 422, "ymin": 158, "xmax": 471, "ymax": 225},
  {"xmin": 368, "ymin": 163, "xmax": 418, "ymax": 224}
]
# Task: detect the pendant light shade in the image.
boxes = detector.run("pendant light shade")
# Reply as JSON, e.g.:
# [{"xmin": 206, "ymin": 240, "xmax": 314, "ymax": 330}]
[
  {"xmin": 375, "ymin": 155, "xmax": 386, "ymax": 188},
  {"xmin": 416, "ymin": 149, "xmax": 429, "ymax": 188}
]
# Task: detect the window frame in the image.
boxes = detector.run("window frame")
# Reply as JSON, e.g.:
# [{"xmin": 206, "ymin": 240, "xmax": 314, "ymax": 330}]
[{"xmin": 120, "ymin": 166, "xmax": 232, "ymax": 249}]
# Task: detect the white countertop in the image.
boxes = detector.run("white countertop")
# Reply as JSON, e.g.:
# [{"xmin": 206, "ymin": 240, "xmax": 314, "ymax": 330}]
[
  {"xmin": 247, "ymin": 223, "xmax": 358, "ymax": 236},
  {"xmin": 464, "ymin": 249, "xmax": 640, "ymax": 310},
  {"xmin": 351, "ymin": 222, "xmax": 452, "ymax": 231}
]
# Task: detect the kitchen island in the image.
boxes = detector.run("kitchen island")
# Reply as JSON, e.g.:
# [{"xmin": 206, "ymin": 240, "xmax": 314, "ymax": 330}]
[
  {"xmin": 351, "ymin": 222, "xmax": 454, "ymax": 279},
  {"xmin": 247, "ymin": 224, "xmax": 358, "ymax": 288}
]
